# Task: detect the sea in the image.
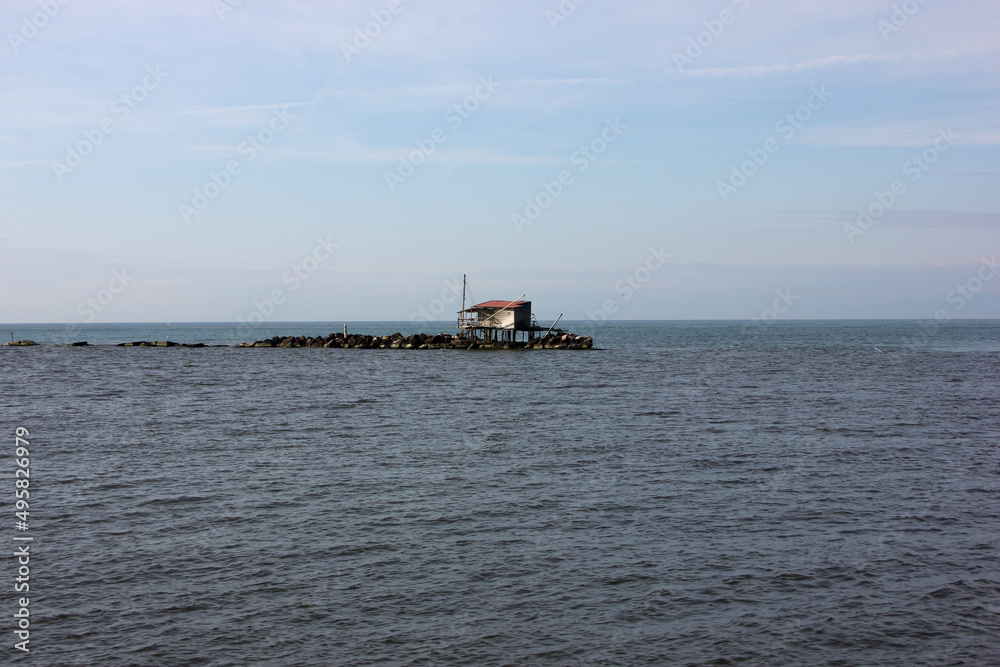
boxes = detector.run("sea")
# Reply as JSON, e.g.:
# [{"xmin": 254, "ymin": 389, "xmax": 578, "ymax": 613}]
[{"xmin": 2, "ymin": 320, "xmax": 998, "ymax": 666}]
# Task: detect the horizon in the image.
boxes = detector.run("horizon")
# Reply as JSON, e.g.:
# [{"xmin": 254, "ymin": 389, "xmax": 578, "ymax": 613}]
[
  {"xmin": 5, "ymin": 317, "xmax": 999, "ymax": 326},
  {"xmin": 7, "ymin": 317, "xmax": 998, "ymax": 333}
]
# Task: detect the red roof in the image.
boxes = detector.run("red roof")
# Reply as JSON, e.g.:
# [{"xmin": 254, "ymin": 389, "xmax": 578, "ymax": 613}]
[{"xmin": 471, "ymin": 300, "xmax": 530, "ymax": 309}]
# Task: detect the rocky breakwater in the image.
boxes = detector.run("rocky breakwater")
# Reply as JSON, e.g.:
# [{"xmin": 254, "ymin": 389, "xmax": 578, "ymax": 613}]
[{"xmin": 239, "ymin": 332, "xmax": 594, "ymax": 350}]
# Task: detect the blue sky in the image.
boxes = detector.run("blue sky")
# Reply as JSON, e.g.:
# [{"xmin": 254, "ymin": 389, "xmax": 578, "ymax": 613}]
[{"xmin": 1, "ymin": 0, "xmax": 998, "ymax": 324}]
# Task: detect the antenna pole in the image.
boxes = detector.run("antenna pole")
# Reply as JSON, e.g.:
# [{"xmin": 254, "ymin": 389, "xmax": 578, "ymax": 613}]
[{"xmin": 458, "ymin": 274, "xmax": 467, "ymax": 335}]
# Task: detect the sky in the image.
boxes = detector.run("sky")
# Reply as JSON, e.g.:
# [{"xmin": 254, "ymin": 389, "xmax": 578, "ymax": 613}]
[{"xmin": 1, "ymin": 0, "xmax": 998, "ymax": 324}]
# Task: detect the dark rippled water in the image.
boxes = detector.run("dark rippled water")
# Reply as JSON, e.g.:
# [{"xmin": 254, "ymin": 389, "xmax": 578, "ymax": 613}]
[{"xmin": 3, "ymin": 321, "xmax": 999, "ymax": 665}]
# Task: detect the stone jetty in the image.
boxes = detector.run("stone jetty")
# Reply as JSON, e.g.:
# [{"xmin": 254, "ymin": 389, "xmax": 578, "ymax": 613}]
[
  {"xmin": 4, "ymin": 334, "xmax": 594, "ymax": 349},
  {"xmin": 238, "ymin": 331, "xmax": 593, "ymax": 350}
]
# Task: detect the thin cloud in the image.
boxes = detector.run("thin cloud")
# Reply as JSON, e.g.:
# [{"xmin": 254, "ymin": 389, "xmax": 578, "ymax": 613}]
[
  {"xmin": 795, "ymin": 127, "xmax": 1000, "ymax": 147},
  {"xmin": 880, "ymin": 211, "xmax": 1000, "ymax": 230},
  {"xmin": 671, "ymin": 45, "xmax": 1000, "ymax": 79},
  {"xmin": 0, "ymin": 159, "xmax": 54, "ymax": 167},
  {"xmin": 776, "ymin": 210, "xmax": 1000, "ymax": 230},
  {"xmin": 676, "ymin": 53, "xmax": 901, "ymax": 78},
  {"xmin": 173, "ymin": 103, "xmax": 309, "ymax": 116}
]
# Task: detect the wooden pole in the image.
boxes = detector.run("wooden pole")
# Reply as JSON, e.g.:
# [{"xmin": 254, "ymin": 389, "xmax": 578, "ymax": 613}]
[{"xmin": 543, "ymin": 314, "xmax": 563, "ymax": 338}]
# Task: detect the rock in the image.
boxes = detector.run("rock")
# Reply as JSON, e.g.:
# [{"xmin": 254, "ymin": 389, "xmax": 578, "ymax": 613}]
[
  {"xmin": 233, "ymin": 329, "xmax": 592, "ymax": 351},
  {"xmin": 71, "ymin": 341, "xmax": 88, "ymax": 346}
]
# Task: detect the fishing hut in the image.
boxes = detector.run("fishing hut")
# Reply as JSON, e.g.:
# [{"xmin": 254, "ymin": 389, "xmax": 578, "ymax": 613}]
[{"xmin": 456, "ymin": 276, "xmax": 563, "ymax": 343}]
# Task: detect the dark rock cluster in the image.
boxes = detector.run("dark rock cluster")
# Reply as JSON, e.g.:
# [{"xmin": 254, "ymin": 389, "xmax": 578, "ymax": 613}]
[{"xmin": 239, "ymin": 331, "xmax": 593, "ymax": 350}]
